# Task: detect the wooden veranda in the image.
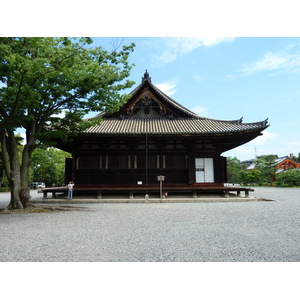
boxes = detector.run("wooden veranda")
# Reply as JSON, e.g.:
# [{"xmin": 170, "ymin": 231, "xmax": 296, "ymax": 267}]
[{"xmin": 39, "ymin": 185, "xmax": 254, "ymax": 199}]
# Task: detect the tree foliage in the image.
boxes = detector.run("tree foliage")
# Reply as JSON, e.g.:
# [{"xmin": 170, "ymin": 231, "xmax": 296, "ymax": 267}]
[
  {"xmin": 293, "ymin": 153, "xmax": 300, "ymax": 163},
  {"xmin": 227, "ymin": 153, "xmax": 300, "ymax": 187},
  {"xmin": 30, "ymin": 147, "xmax": 71, "ymax": 187},
  {"xmin": 226, "ymin": 156, "xmax": 245, "ymax": 184},
  {"xmin": 254, "ymin": 155, "xmax": 277, "ymax": 186},
  {"xmin": 0, "ymin": 37, "xmax": 135, "ymax": 208},
  {"xmin": 276, "ymin": 169, "xmax": 300, "ymax": 186},
  {"xmin": 240, "ymin": 169, "xmax": 262, "ymax": 185}
]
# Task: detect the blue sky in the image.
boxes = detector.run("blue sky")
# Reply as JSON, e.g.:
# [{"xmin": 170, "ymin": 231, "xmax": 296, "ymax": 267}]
[
  {"xmin": 4, "ymin": 2, "xmax": 300, "ymax": 162},
  {"xmin": 91, "ymin": 37, "xmax": 300, "ymax": 161}
]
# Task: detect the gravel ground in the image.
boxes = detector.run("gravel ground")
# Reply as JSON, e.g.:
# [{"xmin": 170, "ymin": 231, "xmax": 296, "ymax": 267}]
[{"xmin": 0, "ymin": 187, "xmax": 299, "ymax": 262}]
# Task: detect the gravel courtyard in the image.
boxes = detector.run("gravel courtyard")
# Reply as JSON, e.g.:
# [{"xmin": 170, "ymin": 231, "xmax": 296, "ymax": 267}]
[{"xmin": 0, "ymin": 187, "xmax": 299, "ymax": 262}]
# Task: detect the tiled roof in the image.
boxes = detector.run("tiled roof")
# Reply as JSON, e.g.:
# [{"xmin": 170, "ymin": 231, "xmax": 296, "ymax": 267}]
[
  {"xmin": 85, "ymin": 71, "xmax": 269, "ymax": 136},
  {"xmin": 84, "ymin": 117, "xmax": 268, "ymax": 135}
]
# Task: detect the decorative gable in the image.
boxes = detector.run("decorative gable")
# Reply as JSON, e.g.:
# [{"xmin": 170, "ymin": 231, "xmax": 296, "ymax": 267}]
[
  {"xmin": 107, "ymin": 70, "xmax": 199, "ymax": 119},
  {"xmin": 121, "ymin": 91, "xmax": 171, "ymax": 118},
  {"xmin": 277, "ymin": 158, "xmax": 300, "ymax": 170}
]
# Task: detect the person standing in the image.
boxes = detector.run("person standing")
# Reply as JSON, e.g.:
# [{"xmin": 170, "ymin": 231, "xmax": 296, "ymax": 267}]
[{"xmin": 68, "ymin": 181, "xmax": 74, "ymax": 200}]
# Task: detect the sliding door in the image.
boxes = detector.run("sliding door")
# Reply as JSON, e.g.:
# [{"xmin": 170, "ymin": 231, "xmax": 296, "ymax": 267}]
[{"xmin": 195, "ymin": 158, "xmax": 214, "ymax": 183}]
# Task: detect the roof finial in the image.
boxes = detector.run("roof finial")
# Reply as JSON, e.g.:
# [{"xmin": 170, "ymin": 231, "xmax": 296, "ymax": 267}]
[{"xmin": 142, "ymin": 69, "xmax": 151, "ymax": 83}]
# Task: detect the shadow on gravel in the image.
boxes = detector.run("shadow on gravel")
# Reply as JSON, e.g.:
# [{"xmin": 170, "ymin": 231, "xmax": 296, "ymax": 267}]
[
  {"xmin": 0, "ymin": 204, "xmax": 90, "ymax": 214},
  {"xmin": 258, "ymin": 198, "xmax": 275, "ymax": 201}
]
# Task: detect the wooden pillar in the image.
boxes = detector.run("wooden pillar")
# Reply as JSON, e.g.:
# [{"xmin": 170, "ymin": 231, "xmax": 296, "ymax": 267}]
[{"xmin": 188, "ymin": 154, "xmax": 196, "ymax": 184}]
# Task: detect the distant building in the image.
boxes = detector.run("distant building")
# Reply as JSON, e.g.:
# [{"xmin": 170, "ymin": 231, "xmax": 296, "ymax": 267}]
[
  {"xmin": 275, "ymin": 155, "xmax": 300, "ymax": 173},
  {"xmin": 241, "ymin": 154, "xmax": 300, "ymax": 174}
]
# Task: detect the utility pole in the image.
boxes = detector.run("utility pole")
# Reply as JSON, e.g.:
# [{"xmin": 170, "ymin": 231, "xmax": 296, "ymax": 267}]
[{"xmin": 145, "ymin": 116, "xmax": 149, "ymax": 197}]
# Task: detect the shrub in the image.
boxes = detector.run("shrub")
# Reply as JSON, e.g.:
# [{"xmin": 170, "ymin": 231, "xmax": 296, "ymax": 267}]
[{"xmin": 276, "ymin": 169, "xmax": 300, "ymax": 187}]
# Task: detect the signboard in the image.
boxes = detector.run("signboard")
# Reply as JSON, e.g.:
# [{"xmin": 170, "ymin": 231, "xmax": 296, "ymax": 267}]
[
  {"xmin": 157, "ymin": 175, "xmax": 165, "ymax": 201},
  {"xmin": 157, "ymin": 175, "xmax": 165, "ymax": 181}
]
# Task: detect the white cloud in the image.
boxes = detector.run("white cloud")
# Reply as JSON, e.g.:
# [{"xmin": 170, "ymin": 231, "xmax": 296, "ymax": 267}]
[
  {"xmin": 155, "ymin": 80, "xmax": 177, "ymax": 96},
  {"xmin": 249, "ymin": 131, "xmax": 277, "ymax": 145},
  {"xmin": 155, "ymin": 37, "xmax": 236, "ymax": 65},
  {"xmin": 287, "ymin": 141, "xmax": 300, "ymax": 147},
  {"xmin": 193, "ymin": 73, "xmax": 205, "ymax": 83},
  {"xmin": 222, "ymin": 74, "xmax": 236, "ymax": 82},
  {"xmin": 224, "ymin": 146, "xmax": 255, "ymax": 161},
  {"xmin": 239, "ymin": 52, "xmax": 288, "ymax": 75},
  {"xmin": 234, "ymin": 146, "xmax": 253, "ymax": 153},
  {"xmin": 191, "ymin": 105, "xmax": 208, "ymax": 116},
  {"xmin": 239, "ymin": 45, "xmax": 300, "ymax": 76}
]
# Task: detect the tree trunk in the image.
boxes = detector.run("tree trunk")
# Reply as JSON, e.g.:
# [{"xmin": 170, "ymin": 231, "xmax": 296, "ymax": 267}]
[
  {"xmin": 20, "ymin": 144, "xmax": 34, "ymax": 208},
  {"xmin": 19, "ymin": 187, "xmax": 30, "ymax": 207},
  {"xmin": 0, "ymin": 129, "xmax": 23, "ymax": 209},
  {"xmin": 9, "ymin": 179, "xmax": 23, "ymax": 209},
  {"xmin": 0, "ymin": 126, "xmax": 38, "ymax": 209},
  {"xmin": 9, "ymin": 147, "xmax": 23, "ymax": 209}
]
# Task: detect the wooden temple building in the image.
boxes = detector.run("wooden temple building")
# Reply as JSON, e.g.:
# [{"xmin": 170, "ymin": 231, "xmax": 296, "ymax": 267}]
[
  {"xmin": 275, "ymin": 156, "xmax": 300, "ymax": 172},
  {"xmin": 52, "ymin": 71, "xmax": 269, "ymax": 199}
]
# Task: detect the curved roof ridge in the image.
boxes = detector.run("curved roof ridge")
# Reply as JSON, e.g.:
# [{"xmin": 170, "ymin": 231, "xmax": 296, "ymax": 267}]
[
  {"xmin": 191, "ymin": 116, "xmax": 243, "ymax": 124},
  {"xmin": 192, "ymin": 116, "xmax": 269, "ymax": 127}
]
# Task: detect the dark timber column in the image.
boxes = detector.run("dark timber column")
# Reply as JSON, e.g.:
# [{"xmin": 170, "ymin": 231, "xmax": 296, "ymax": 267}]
[
  {"xmin": 188, "ymin": 154, "xmax": 196, "ymax": 184},
  {"xmin": 213, "ymin": 156, "xmax": 227, "ymax": 185},
  {"xmin": 65, "ymin": 158, "xmax": 73, "ymax": 184}
]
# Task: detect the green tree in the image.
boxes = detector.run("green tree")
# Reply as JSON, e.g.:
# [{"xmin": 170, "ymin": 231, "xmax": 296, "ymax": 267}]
[
  {"xmin": 0, "ymin": 156, "xmax": 4, "ymax": 187},
  {"xmin": 276, "ymin": 169, "xmax": 300, "ymax": 186},
  {"xmin": 240, "ymin": 169, "xmax": 262, "ymax": 185},
  {"xmin": 293, "ymin": 153, "xmax": 300, "ymax": 163},
  {"xmin": 0, "ymin": 37, "xmax": 135, "ymax": 208},
  {"xmin": 31, "ymin": 147, "xmax": 71, "ymax": 187},
  {"xmin": 255, "ymin": 155, "xmax": 277, "ymax": 186},
  {"xmin": 226, "ymin": 156, "xmax": 245, "ymax": 184}
]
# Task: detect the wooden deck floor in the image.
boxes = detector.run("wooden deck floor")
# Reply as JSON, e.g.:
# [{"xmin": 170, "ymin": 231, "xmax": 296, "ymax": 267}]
[{"xmin": 39, "ymin": 185, "xmax": 254, "ymax": 199}]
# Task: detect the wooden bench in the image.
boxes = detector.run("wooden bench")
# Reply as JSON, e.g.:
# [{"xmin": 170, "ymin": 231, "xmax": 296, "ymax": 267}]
[{"xmin": 38, "ymin": 187, "xmax": 67, "ymax": 198}]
